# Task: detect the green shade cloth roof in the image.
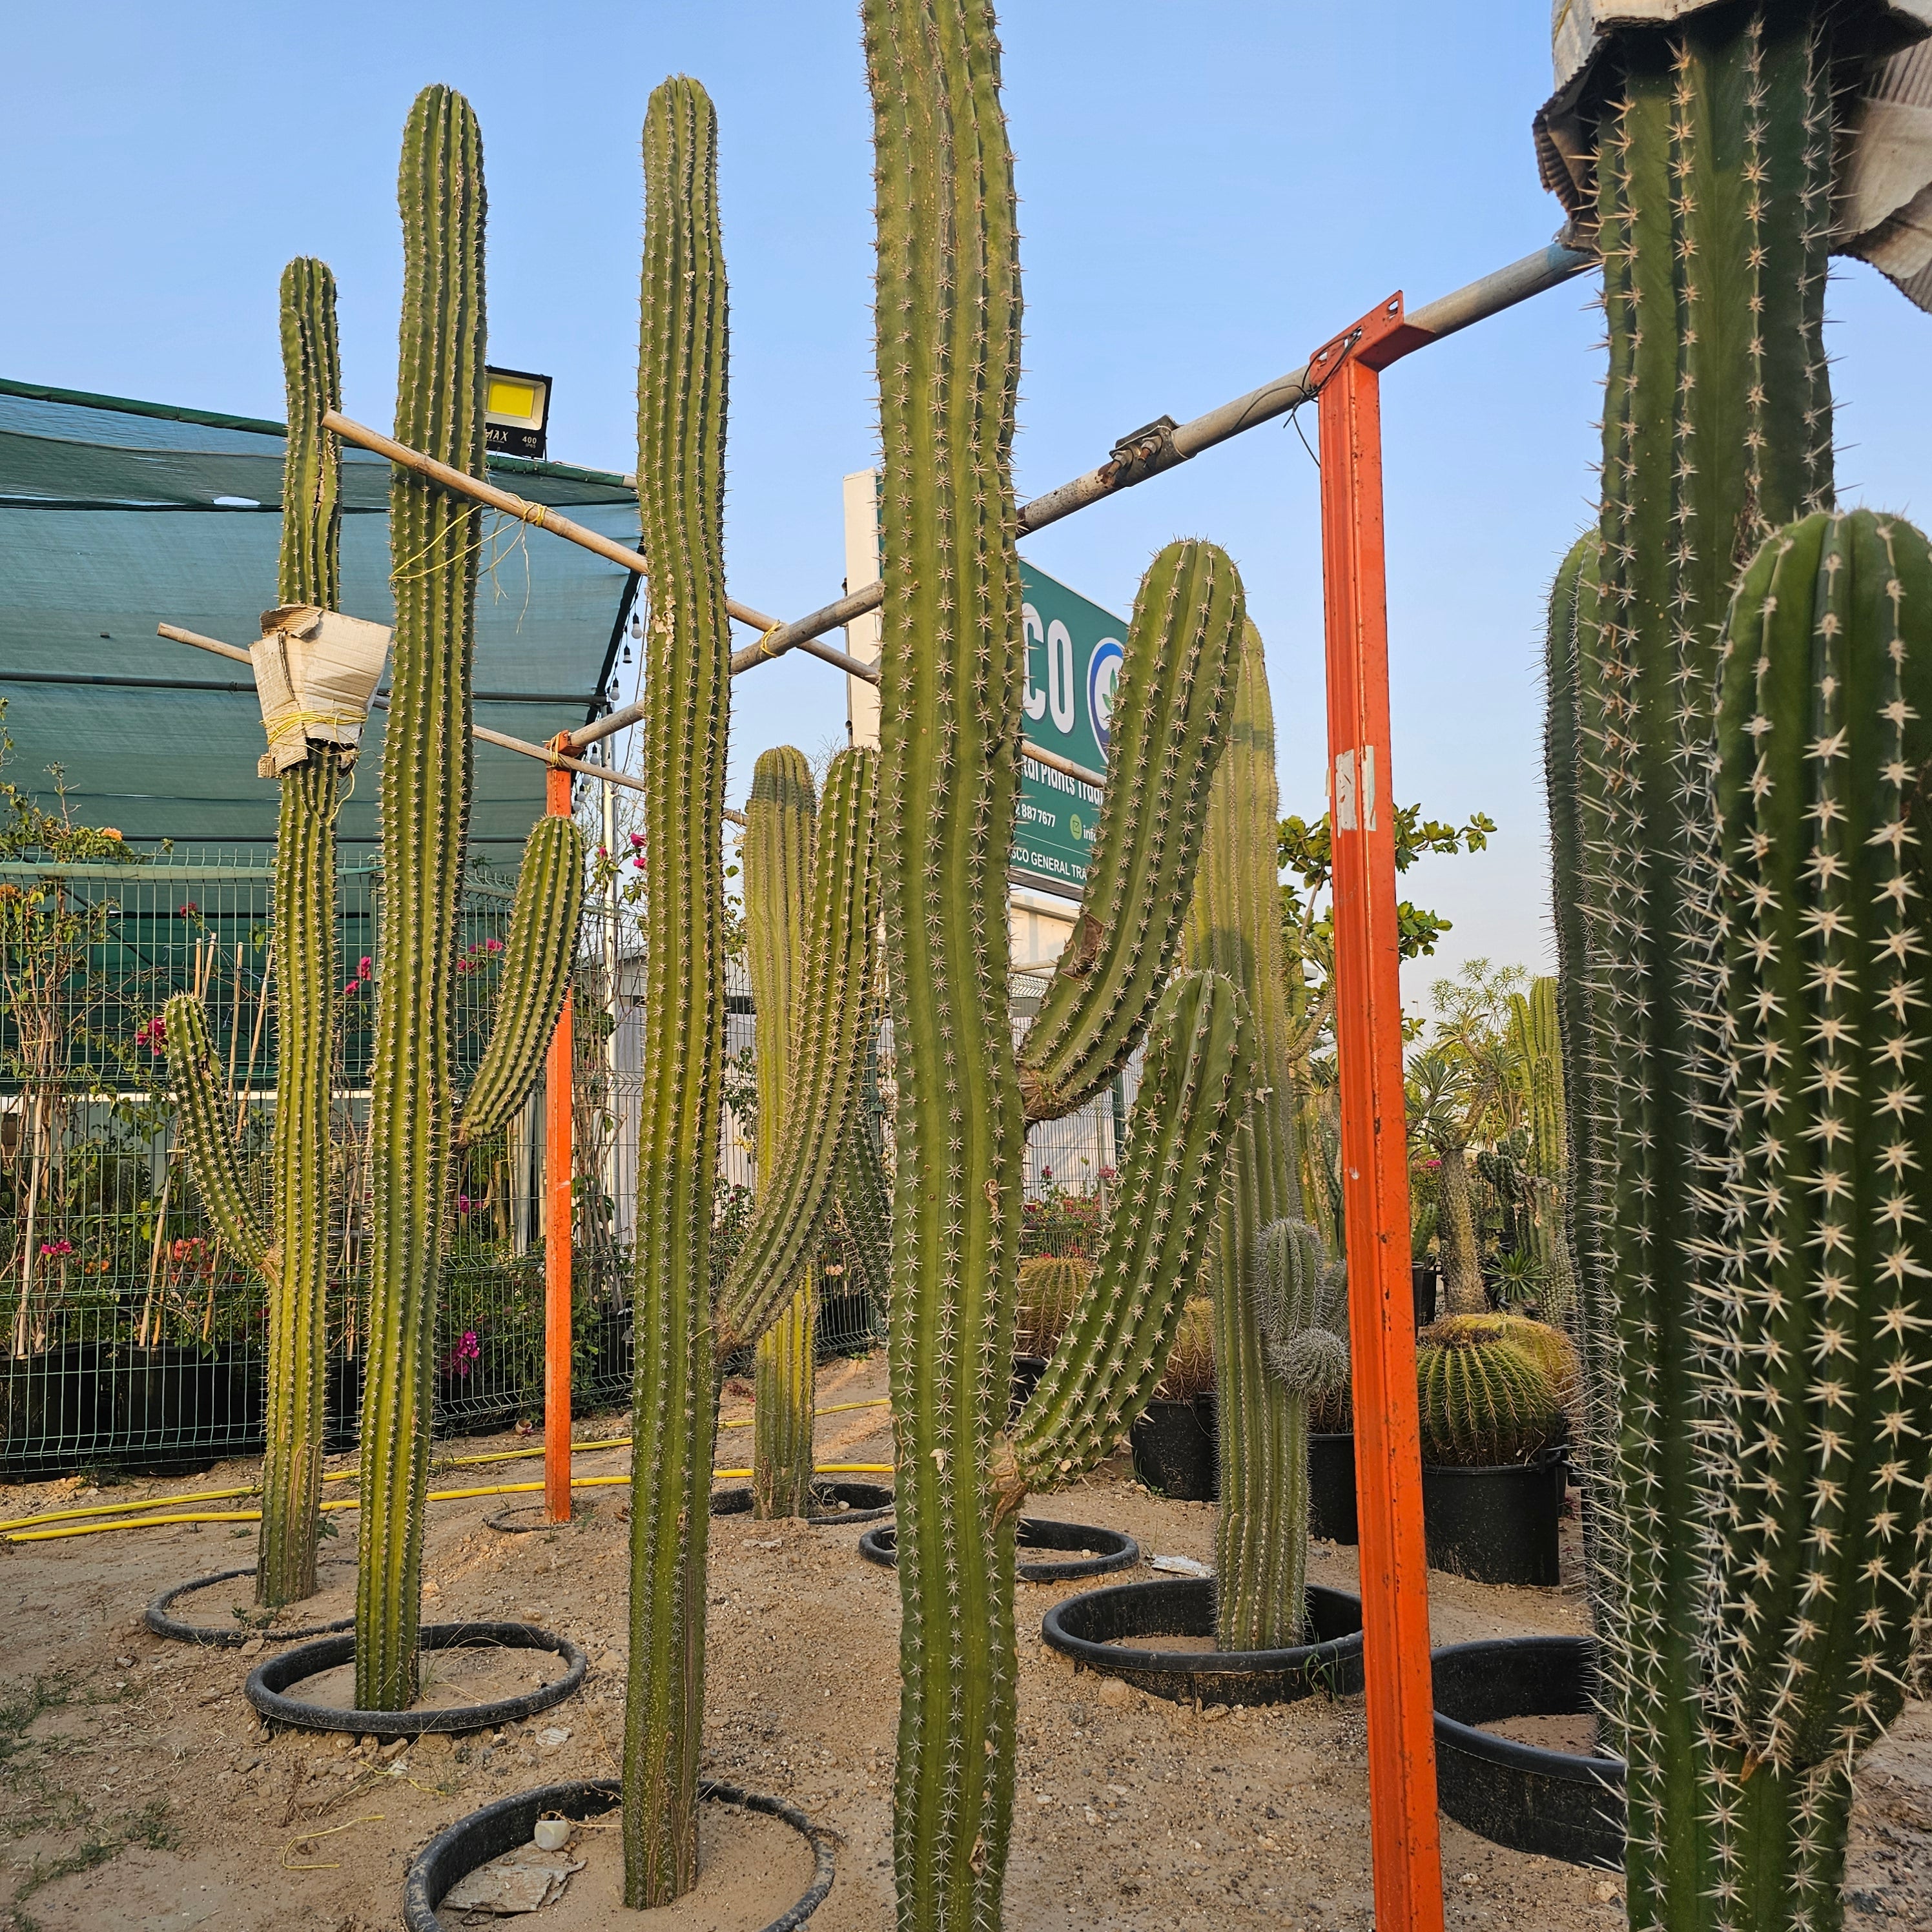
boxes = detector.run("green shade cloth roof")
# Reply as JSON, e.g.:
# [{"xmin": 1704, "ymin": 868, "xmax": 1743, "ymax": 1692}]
[{"xmin": 0, "ymin": 376, "xmax": 641, "ymax": 850}]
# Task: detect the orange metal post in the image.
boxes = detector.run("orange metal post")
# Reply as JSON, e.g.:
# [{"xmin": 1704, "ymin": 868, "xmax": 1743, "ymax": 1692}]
[
  {"xmin": 543, "ymin": 754, "xmax": 575, "ymax": 1524},
  {"xmin": 1310, "ymin": 293, "xmax": 1444, "ymax": 1932}
]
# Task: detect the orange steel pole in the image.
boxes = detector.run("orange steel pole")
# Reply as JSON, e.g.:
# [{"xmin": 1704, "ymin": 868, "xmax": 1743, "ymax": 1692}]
[
  {"xmin": 543, "ymin": 752, "xmax": 575, "ymax": 1524},
  {"xmin": 1310, "ymin": 291, "xmax": 1443, "ymax": 1932}
]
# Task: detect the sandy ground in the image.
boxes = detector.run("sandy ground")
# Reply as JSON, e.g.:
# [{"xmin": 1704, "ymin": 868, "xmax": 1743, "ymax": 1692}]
[{"xmin": 1, "ymin": 1349, "xmax": 1926, "ymax": 1931}]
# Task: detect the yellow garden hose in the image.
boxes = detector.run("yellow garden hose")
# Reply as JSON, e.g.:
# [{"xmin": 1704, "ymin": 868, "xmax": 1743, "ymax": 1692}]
[{"xmin": 3, "ymin": 1463, "xmax": 895, "ymax": 1543}]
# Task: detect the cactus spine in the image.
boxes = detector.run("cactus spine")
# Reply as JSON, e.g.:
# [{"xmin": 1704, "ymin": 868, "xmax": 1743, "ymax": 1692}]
[
  {"xmin": 743, "ymin": 747, "xmax": 819, "ymax": 1520},
  {"xmin": 1690, "ymin": 508, "xmax": 1932, "ymax": 1926},
  {"xmin": 721, "ymin": 746, "xmax": 881, "ymax": 1353},
  {"xmin": 356, "ymin": 88, "xmax": 584, "ymax": 1710},
  {"xmin": 1184, "ymin": 621, "xmax": 1313, "ymax": 1650},
  {"xmin": 163, "ymin": 258, "xmax": 344, "ymax": 1609},
  {"xmin": 1017, "ymin": 538, "xmax": 1241, "ymax": 1123},
  {"xmin": 621, "ymin": 76, "xmax": 730, "ymax": 1908}
]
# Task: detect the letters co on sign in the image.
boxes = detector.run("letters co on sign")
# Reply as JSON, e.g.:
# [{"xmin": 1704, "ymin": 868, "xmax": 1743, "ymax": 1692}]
[{"xmin": 1011, "ymin": 560, "xmax": 1122, "ymax": 899}]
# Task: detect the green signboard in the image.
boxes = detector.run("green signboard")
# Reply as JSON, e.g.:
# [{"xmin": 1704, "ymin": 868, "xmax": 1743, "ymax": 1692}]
[{"xmin": 1010, "ymin": 560, "xmax": 1123, "ymax": 901}]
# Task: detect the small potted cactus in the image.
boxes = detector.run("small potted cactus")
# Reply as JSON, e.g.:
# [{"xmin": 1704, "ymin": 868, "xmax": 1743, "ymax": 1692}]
[
  {"xmin": 1127, "ymin": 1295, "xmax": 1217, "ymax": 1501},
  {"xmin": 1286, "ymin": 1322, "xmax": 1354, "ymax": 1543},
  {"xmin": 1012, "ymin": 1252, "xmax": 1089, "ymax": 1412},
  {"xmin": 1416, "ymin": 1313, "xmax": 1572, "ymax": 1586}
]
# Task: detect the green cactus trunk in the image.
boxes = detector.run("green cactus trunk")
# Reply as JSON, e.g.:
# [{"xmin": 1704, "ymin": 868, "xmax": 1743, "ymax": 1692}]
[
  {"xmin": 621, "ymin": 75, "xmax": 730, "ymax": 1909},
  {"xmin": 257, "ymin": 258, "xmax": 345, "ymax": 1610},
  {"xmin": 355, "ymin": 85, "xmax": 488, "ymax": 1712},
  {"xmin": 744, "ymin": 747, "xmax": 819, "ymax": 1521},
  {"xmin": 1552, "ymin": 8, "xmax": 1880, "ymax": 1922},
  {"xmin": 162, "ymin": 258, "xmax": 344, "ymax": 1610},
  {"xmin": 1694, "ymin": 508, "xmax": 1932, "ymax": 1929},
  {"xmin": 1184, "ymin": 622, "xmax": 1310, "ymax": 1650},
  {"xmin": 865, "ymin": 1, "xmax": 1025, "ymax": 1922}
]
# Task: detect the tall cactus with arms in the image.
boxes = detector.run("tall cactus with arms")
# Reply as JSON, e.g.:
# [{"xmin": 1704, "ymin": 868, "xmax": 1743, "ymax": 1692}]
[
  {"xmin": 864, "ymin": 5, "xmax": 1253, "ymax": 1924},
  {"xmin": 164, "ymin": 256, "xmax": 345, "ymax": 1609},
  {"xmin": 355, "ymin": 87, "xmax": 583, "ymax": 1710},
  {"xmin": 620, "ymin": 75, "xmax": 731, "ymax": 1907}
]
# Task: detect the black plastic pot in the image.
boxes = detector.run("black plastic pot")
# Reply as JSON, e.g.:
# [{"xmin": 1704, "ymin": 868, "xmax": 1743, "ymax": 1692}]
[
  {"xmin": 1, "ymin": 1341, "xmax": 108, "ymax": 1478},
  {"xmin": 402, "ymin": 1777, "xmax": 838, "ymax": 1932},
  {"xmin": 1042, "ymin": 1576, "xmax": 1364, "ymax": 1707},
  {"xmin": 145, "ymin": 1566, "xmax": 353, "ymax": 1647},
  {"xmin": 1432, "ymin": 1634, "xmax": 1625, "ymax": 1868},
  {"xmin": 245, "ymin": 1619, "xmax": 587, "ymax": 1736},
  {"xmin": 711, "ymin": 1479, "xmax": 894, "ymax": 1526},
  {"xmin": 107, "ymin": 1343, "xmax": 262, "ymax": 1474},
  {"xmin": 1422, "ymin": 1455, "xmax": 1565, "ymax": 1587},
  {"xmin": 1009, "ymin": 1353, "xmax": 1049, "ymax": 1420},
  {"xmin": 1308, "ymin": 1432, "xmax": 1358, "ymax": 1544},
  {"xmin": 1412, "ymin": 1263, "xmax": 1438, "ymax": 1332},
  {"xmin": 859, "ymin": 1516, "xmax": 1139, "ymax": 1583},
  {"xmin": 1128, "ymin": 1393, "xmax": 1217, "ymax": 1501}
]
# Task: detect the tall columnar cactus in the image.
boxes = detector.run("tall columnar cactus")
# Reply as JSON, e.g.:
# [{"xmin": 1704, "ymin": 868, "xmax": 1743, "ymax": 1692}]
[
  {"xmin": 1183, "ymin": 620, "xmax": 1312, "ymax": 1650},
  {"xmin": 621, "ymin": 76, "xmax": 730, "ymax": 1909},
  {"xmin": 1685, "ymin": 508, "xmax": 1932, "ymax": 1927},
  {"xmin": 164, "ymin": 257, "xmax": 345, "ymax": 1609},
  {"xmin": 720, "ymin": 746, "xmax": 881, "ymax": 1353},
  {"xmin": 1505, "ymin": 976, "xmax": 1575, "ymax": 1325},
  {"xmin": 355, "ymin": 88, "xmax": 584, "ymax": 1711},
  {"xmin": 1017, "ymin": 537, "xmax": 1241, "ymax": 1123},
  {"xmin": 863, "ymin": 6, "xmax": 1251, "ymax": 1924},
  {"xmin": 742, "ymin": 748, "xmax": 818, "ymax": 1519}
]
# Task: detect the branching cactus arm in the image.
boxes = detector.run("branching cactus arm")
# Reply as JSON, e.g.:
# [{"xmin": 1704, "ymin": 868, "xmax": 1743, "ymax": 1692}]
[
  {"xmin": 834, "ymin": 1104, "xmax": 893, "ymax": 1319},
  {"xmin": 163, "ymin": 993, "xmax": 272, "ymax": 1274},
  {"xmin": 1018, "ymin": 539, "xmax": 1242, "ymax": 1124},
  {"xmin": 455, "ymin": 812, "xmax": 585, "ymax": 1146},
  {"xmin": 719, "ymin": 746, "xmax": 879, "ymax": 1350},
  {"xmin": 1007, "ymin": 971, "xmax": 1253, "ymax": 1496}
]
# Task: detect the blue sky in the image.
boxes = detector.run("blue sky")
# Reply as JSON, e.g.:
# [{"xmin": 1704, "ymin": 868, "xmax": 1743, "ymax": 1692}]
[{"xmin": 5, "ymin": 3, "xmax": 1928, "ymax": 1003}]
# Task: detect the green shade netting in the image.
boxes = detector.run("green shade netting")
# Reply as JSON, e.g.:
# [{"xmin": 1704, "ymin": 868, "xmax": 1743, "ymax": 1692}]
[{"xmin": 0, "ymin": 378, "xmax": 641, "ymax": 850}]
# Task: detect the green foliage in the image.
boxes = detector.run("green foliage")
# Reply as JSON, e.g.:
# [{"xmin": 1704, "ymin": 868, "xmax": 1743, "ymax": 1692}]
[{"xmin": 621, "ymin": 74, "xmax": 732, "ymax": 1910}]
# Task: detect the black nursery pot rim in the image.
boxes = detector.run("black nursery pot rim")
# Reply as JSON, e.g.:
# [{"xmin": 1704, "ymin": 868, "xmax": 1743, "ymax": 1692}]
[
  {"xmin": 859, "ymin": 1516, "xmax": 1140, "ymax": 1583},
  {"xmin": 1431, "ymin": 1633, "xmax": 1626, "ymax": 1870},
  {"xmin": 146, "ymin": 1567, "xmax": 353, "ymax": 1647},
  {"xmin": 245, "ymin": 1619, "xmax": 587, "ymax": 1736},
  {"xmin": 710, "ymin": 1479, "xmax": 894, "ymax": 1525},
  {"xmin": 402, "ymin": 1777, "xmax": 838, "ymax": 1932},
  {"xmin": 1042, "ymin": 1576, "xmax": 1364, "ymax": 1707}
]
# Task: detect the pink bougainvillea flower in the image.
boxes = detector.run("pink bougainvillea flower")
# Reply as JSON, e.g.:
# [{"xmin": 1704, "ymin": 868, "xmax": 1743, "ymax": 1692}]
[
  {"xmin": 358, "ymin": 956, "xmax": 373, "ymax": 979},
  {"xmin": 485, "ymin": 938, "xmax": 502, "ymax": 954}
]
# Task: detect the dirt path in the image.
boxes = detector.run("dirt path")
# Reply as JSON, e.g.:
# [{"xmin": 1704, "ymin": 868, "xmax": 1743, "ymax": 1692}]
[{"xmin": 1, "ymin": 1350, "xmax": 1925, "ymax": 1929}]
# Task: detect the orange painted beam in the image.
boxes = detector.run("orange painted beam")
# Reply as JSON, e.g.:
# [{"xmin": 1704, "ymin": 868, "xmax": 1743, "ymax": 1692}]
[
  {"xmin": 1311, "ymin": 292, "xmax": 1444, "ymax": 1932},
  {"xmin": 544, "ymin": 753, "xmax": 575, "ymax": 1525}
]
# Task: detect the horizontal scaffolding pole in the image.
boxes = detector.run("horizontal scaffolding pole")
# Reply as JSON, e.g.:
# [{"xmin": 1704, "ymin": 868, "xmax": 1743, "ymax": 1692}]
[{"xmin": 0, "ymin": 666, "xmax": 588, "ymax": 704}]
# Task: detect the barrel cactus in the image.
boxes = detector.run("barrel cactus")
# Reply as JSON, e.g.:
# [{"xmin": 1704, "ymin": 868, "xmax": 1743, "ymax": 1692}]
[
  {"xmin": 164, "ymin": 256, "xmax": 346, "ymax": 1610},
  {"xmin": 1014, "ymin": 1253, "xmax": 1091, "ymax": 1360},
  {"xmin": 355, "ymin": 87, "xmax": 584, "ymax": 1712},
  {"xmin": 1414, "ymin": 1328, "xmax": 1564, "ymax": 1469}
]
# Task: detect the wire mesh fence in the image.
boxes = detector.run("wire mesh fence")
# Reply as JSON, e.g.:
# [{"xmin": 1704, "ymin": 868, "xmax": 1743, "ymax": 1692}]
[{"xmin": 3, "ymin": 845, "xmax": 1125, "ymax": 1480}]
